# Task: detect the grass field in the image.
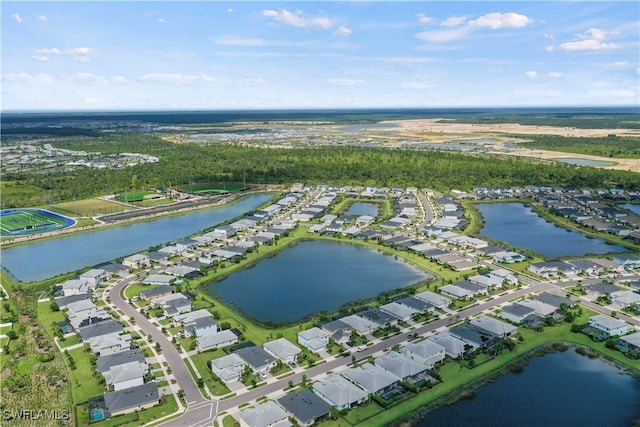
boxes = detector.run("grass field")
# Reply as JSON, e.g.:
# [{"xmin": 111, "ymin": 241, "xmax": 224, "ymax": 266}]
[
  {"xmin": 180, "ymin": 183, "xmax": 248, "ymax": 195},
  {"xmin": 0, "ymin": 209, "xmax": 73, "ymax": 236},
  {"xmin": 49, "ymin": 198, "xmax": 126, "ymax": 217},
  {"xmin": 116, "ymin": 191, "xmax": 156, "ymax": 203}
]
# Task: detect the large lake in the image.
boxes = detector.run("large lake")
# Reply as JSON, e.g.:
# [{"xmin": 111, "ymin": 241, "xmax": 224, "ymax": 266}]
[
  {"xmin": 207, "ymin": 240, "xmax": 431, "ymax": 324},
  {"xmin": 1, "ymin": 194, "xmax": 272, "ymax": 282},
  {"xmin": 476, "ymin": 203, "xmax": 626, "ymax": 257},
  {"xmin": 419, "ymin": 350, "xmax": 640, "ymax": 427}
]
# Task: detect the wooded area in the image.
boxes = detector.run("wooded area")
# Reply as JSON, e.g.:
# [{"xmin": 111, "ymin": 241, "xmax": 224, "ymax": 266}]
[{"xmin": 2, "ymin": 133, "xmax": 638, "ymax": 208}]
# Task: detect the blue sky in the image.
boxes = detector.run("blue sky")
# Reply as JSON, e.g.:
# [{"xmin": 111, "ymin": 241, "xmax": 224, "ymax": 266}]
[{"xmin": 2, "ymin": 1, "xmax": 639, "ymax": 110}]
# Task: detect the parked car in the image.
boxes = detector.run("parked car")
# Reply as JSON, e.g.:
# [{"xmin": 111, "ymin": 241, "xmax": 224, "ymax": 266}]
[{"xmin": 357, "ymin": 345, "xmax": 367, "ymax": 352}]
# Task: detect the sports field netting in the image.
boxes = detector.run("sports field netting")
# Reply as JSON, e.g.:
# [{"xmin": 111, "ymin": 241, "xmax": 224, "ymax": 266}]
[{"xmin": 0, "ymin": 209, "xmax": 76, "ymax": 236}]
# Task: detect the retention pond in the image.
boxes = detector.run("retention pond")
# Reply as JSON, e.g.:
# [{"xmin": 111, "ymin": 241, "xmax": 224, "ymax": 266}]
[{"xmin": 207, "ymin": 240, "xmax": 431, "ymax": 324}]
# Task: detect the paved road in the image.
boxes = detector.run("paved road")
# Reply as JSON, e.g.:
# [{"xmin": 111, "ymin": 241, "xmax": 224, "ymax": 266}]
[
  {"xmin": 108, "ymin": 277, "xmax": 207, "ymax": 407},
  {"xmin": 152, "ymin": 278, "xmax": 557, "ymax": 425}
]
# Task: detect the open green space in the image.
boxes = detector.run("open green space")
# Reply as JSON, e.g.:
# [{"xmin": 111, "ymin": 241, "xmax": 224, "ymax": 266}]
[
  {"xmin": 49, "ymin": 198, "xmax": 126, "ymax": 217},
  {"xmin": 516, "ymin": 134, "xmax": 640, "ymax": 158},
  {"xmin": 190, "ymin": 350, "xmax": 232, "ymax": 396},
  {"xmin": 116, "ymin": 191, "xmax": 156, "ymax": 203},
  {"xmin": 180, "ymin": 182, "xmax": 248, "ymax": 195}
]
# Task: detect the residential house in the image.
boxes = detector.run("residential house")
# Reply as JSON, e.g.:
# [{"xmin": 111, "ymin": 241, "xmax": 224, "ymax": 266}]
[
  {"xmin": 79, "ymin": 268, "xmax": 111, "ymax": 286},
  {"xmin": 611, "ymin": 290, "xmax": 640, "ymax": 309},
  {"xmin": 122, "ymin": 254, "xmax": 150, "ymax": 269},
  {"xmin": 528, "ymin": 261, "xmax": 574, "ymax": 278},
  {"xmin": 375, "ymin": 351, "xmax": 431, "ymax": 384},
  {"xmin": 88, "ymin": 334, "xmax": 131, "ymax": 356},
  {"xmin": 533, "ymin": 292, "xmax": 575, "ymax": 309},
  {"xmin": 312, "ymin": 374, "xmax": 368, "ymax": 410},
  {"xmin": 298, "ymin": 327, "xmax": 329, "ymax": 353},
  {"xmin": 449, "ymin": 324, "xmax": 499, "ymax": 351},
  {"xmin": 379, "ymin": 302, "xmax": 417, "ymax": 321},
  {"xmin": 487, "ymin": 268, "xmax": 518, "ymax": 285},
  {"xmin": 588, "ymin": 315, "xmax": 632, "ymax": 337},
  {"xmin": 263, "ymin": 338, "xmax": 302, "ymax": 364},
  {"xmin": 341, "ymin": 363, "xmax": 401, "ymax": 396},
  {"xmin": 197, "ymin": 330, "xmax": 239, "ymax": 353},
  {"xmin": 184, "ymin": 317, "xmax": 219, "ymax": 337},
  {"xmin": 340, "ymin": 314, "xmax": 377, "ymax": 335},
  {"xmin": 240, "ymin": 401, "xmax": 289, "ymax": 427},
  {"xmin": 235, "ymin": 345, "xmax": 277, "ymax": 374},
  {"xmin": 438, "ymin": 284, "xmax": 474, "ymax": 300},
  {"xmin": 103, "ymin": 383, "xmax": 159, "ymax": 417},
  {"xmin": 470, "ymin": 315, "xmax": 518, "ymax": 338},
  {"xmin": 395, "ymin": 297, "xmax": 435, "ymax": 314},
  {"xmin": 276, "ymin": 389, "xmax": 331, "ymax": 427},
  {"xmin": 617, "ymin": 331, "xmax": 640, "ymax": 356},
  {"xmin": 97, "ymin": 349, "xmax": 145, "ymax": 374},
  {"xmin": 500, "ymin": 303, "xmax": 536, "ymax": 324},
  {"xmin": 142, "ymin": 274, "xmax": 174, "ymax": 286},
  {"xmin": 103, "ymin": 360, "xmax": 148, "ymax": 391},
  {"xmin": 357, "ymin": 308, "xmax": 399, "ymax": 328},
  {"xmin": 414, "ymin": 291, "xmax": 451, "ymax": 308},
  {"xmin": 207, "ymin": 353, "xmax": 246, "ymax": 384},
  {"xmin": 139, "ymin": 286, "xmax": 173, "ymax": 301},
  {"xmin": 319, "ymin": 319, "xmax": 352, "ymax": 345},
  {"xmin": 613, "ymin": 254, "xmax": 640, "ymax": 269},
  {"xmin": 426, "ymin": 333, "xmax": 470, "ymax": 359},
  {"xmin": 400, "ymin": 340, "xmax": 446, "ymax": 368}
]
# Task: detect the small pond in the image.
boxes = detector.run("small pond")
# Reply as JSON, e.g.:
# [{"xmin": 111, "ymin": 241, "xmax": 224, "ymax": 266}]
[
  {"xmin": 207, "ymin": 240, "xmax": 431, "ymax": 324},
  {"xmin": 556, "ymin": 158, "xmax": 616, "ymax": 167},
  {"xmin": 346, "ymin": 202, "xmax": 380, "ymax": 217}
]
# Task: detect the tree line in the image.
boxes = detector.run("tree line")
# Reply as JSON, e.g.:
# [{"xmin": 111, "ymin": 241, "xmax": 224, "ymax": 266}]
[{"xmin": 2, "ymin": 133, "xmax": 638, "ymax": 208}]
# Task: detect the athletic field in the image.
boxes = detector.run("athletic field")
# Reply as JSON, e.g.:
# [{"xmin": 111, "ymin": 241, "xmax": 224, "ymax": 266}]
[
  {"xmin": 0, "ymin": 209, "xmax": 76, "ymax": 236},
  {"xmin": 179, "ymin": 183, "xmax": 248, "ymax": 195}
]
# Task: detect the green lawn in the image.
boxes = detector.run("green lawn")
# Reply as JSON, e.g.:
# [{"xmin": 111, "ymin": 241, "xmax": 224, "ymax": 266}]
[
  {"xmin": 66, "ymin": 347, "xmax": 106, "ymax": 404},
  {"xmin": 124, "ymin": 283, "xmax": 150, "ymax": 301},
  {"xmin": 347, "ymin": 304, "xmax": 638, "ymax": 427},
  {"xmin": 190, "ymin": 350, "xmax": 232, "ymax": 396}
]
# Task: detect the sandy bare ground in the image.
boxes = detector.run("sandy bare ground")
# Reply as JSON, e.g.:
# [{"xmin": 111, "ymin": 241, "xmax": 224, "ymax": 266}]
[
  {"xmin": 392, "ymin": 118, "xmax": 640, "ymax": 138},
  {"xmin": 380, "ymin": 119, "xmax": 640, "ymax": 173}
]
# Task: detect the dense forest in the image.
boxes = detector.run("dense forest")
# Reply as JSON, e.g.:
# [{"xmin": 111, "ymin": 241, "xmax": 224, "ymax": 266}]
[
  {"xmin": 515, "ymin": 135, "xmax": 640, "ymax": 158},
  {"xmin": 2, "ymin": 133, "xmax": 638, "ymax": 208}
]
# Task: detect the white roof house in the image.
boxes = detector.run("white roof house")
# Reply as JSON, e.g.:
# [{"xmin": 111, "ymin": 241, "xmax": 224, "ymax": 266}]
[
  {"xmin": 197, "ymin": 330, "xmax": 239, "ymax": 353},
  {"xmin": 240, "ymin": 401, "xmax": 289, "ymax": 427},
  {"xmin": 470, "ymin": 315, "xmax": 518, "ymax": 338},
  {"xmin": 375, "ymin": 351, "xmax": 430, "ymax": 382},
  {"xmin": 312, "ymin": 374, "xmax": 368, "ymax": 411},
  {"xmin": 400, "ymin": 340, "xmax": 446, "ymax": 368},
  {"xmin": 379, "ymin": 302, "xmax": 416, "ymax": 321},
  {"xmin": 103, "ymin": 360, "xmax": 148, "ymax": 391},
  {"xmin": 414, "ymin": 291, "xmax": 451, "ymax": 308},
  {"xmin": 340, "ymin": 314, "xmax": 377, "ymax": 335},
  {"xmin": 589, "ymin": 315, "xmax": 632, "ymax": 337},
  {"xmin": 208, "ymin": 353, "xmax": 245, "ymax": 384},
  {"xmin": 263, "ymin": 338, "xmax": 302, "ymax": 363},
  {"xmin": 341, "ymin": 363, "xmax": 401, "ymax": 396},
  {"xmin": 426, "ymin": 333, "xmax": 468, "ymax": 358},
  {"xmin": 298, "ymin": 327, "xmax": 329, "ymax": 353}
]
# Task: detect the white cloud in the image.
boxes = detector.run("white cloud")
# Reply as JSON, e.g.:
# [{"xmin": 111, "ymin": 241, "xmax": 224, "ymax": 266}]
[
  {"xmin": 441, "ymin": 16, "xmax": 467, "ymax": 28},
  {"xmin": 468, "ymin": 12, "xmax": 533, "ymax": 30},
  {"xmin": 549, "ymin": 28, "xmax": 621, "ymax": 52},
  {"xmin": 548, "ymin": 71, "xmax": 563, "ymax": 78},
  {"xmin": 373, "ymin": 56, "xmax": 438, "ymax": 63},
  {"xmin": 157, "ymin": 18, "xmax": 167, "ymax": 24},
  {"xmin": 327, "ymin": 78, "xmax": 364, "ymax": 86},
  {"xmin": 137, "ymin": 73, "xmax": 216, "ymax": 85},
  {"xmin": 416, "ymin": 26, "xmax": 471, "ymax": 43},
  {"xmin": 214, "ymin": 36, "xmax": 267, "ymax": 47},
  {"xmin": 12, "ymin": 13, "xmax": 23, "ymax": 24},
  {"xmin": 36, "ymin": 48, "xmax": 61, "ymax": 55},
  {"xmin": 34, "ymin": 47, "xmax": 98, "ymax": 62},
  {"xmin": 110, "ymin": 76, "xmax": 128, "ymax": 85},
  {"xmin": 416, "ymin": 13, "xmax": 435, "ymax": 25},
  {"xmin": 38, "ymin": 14, "xmax": 48, "ymax": 21},
  {"xmin": 32, "ymin": 55, "xmax": 51, "ymax": 62},
  {"xmin": 609, "ymin": 90, "xmax": 635, "ymax": 97},
  {"xmin": 2, "ymin": 73, "xmax": 54, "ymax": 84},
  {"xmin": 84, "ymin": 97, "xmax": 103, "ymax": 105},
  {"xmin": 262, "ymin": 9, "xmax": 333, "ymax": 30},
  {"xmin": 636, "ymin": 66, "xmax": 640, "ymax": 76},
  {"xmin": 334, "ymin": 26, "xmax": 352, "ymax": 37},
  {"xmin": 227, "ymin": 8, "xmax": 234, "ymax": 13},
  {"xmin": 525, "ymin": 71, "xmax": 538, "ymax": 78},
  {"xmin": 64, "ymin": 72, "xmax": 109, "ymax": 85},
  {"xmin": 604, "ymin": 61, "xmax": 630, "ymax": 69}
]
